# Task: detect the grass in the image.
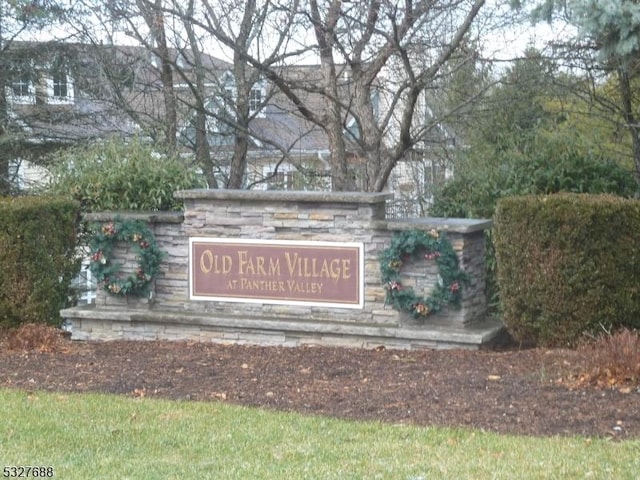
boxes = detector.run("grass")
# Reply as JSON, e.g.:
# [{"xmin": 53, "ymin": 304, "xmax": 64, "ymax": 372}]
[{"xmin": 1, "ymin": 388, "xmax": 638, "ymax": 479}]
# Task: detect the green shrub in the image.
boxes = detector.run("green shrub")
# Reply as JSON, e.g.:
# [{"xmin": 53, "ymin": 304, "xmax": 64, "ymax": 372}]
[
  {"xmin": 431, "ymin": 137, "xmax": 638, "ymax": 219},
  {"xmin": 45, "ymin": 135, "xmax": 206, "ymax": 212},
  {"xmin": 0, "ymin": 196, "xmax": 80, "ymax": 327},
  {"xmin": 494, "ymin": 193, "xmax": 640, "ymax": 347},
  {"xmin": 430, "ymin": 136, "xmax": 638, "ymax": 319}
]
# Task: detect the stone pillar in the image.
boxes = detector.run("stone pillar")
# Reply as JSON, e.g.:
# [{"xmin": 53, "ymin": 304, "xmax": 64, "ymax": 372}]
[
  {"xmin": 385, "ymin": 218, "xmax": 492, "ymax": 325},
  {"xmin": 173, "ymin": 189, "xmax": 394, "ymax": 324},
  {"xmin": 82, "ymin": 211, "xmax": 184, "ymax": 310},
  {"xmin": 62, "ymin": 190, "xmax": 499, "ymax": 349}
]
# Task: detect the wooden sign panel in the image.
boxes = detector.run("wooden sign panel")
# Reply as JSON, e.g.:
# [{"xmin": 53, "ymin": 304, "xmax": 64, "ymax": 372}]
[{"xmin": 189, "ymin": 238, "xmax": 364, "ymax": 308}]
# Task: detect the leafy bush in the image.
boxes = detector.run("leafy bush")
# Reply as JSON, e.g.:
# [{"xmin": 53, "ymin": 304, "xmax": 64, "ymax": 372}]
[
  {"xmin": 431, "ymin": 132, "xmax": 638, "ymax": 219},
  {"xmin": 494, "ymin": 193, "xmax": 640, "ymax": 347},
  {"xmin": 430, "ymin": 133, "xmax": 638, "ymax": 318},
  {"xmin": 0, "ymin": 196, "xmax": 80, "ymax": 327},
  {"xmin": 45, "ymin": 135, "xmax": 206, "ymax": 212}
]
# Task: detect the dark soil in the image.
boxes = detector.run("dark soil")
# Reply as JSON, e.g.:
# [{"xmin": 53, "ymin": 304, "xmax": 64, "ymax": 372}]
[{"xmin": 1, "ymin": 326, "xmax": 638, "ymax": 439}]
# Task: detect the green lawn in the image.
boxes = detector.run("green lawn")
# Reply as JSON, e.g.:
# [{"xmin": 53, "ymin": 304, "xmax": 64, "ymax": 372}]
[{"xmin": 1, "ymin": 388, "xmax": 638, "ymax": 479}]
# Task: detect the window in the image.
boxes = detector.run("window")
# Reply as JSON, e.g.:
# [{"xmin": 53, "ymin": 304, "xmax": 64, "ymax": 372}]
[
  {"xmin": 267, "ymin": 170, "xmax": 293, "ymax": 190},
  {"xmin": 53, "ymin": 72, "xmax": 68, "ymax": 98},
  {"xmin": 264, "ymin": 168, "xmax": 328, "ymax": 191},
  {"xmin": 223, "ymin": 87, "xmax": 235, "ymax": 110},
  {"xmin": 249, "ymin": 88, "xmax": 262, "ymax": 112},
  {"xmin": 9, "ymin": 72, "xmax": 35, "ymax": 104},
  {"xmin": 47, "ymin": 70, "xmax": 74, "ymax": 104},
  {"xmin": 249, "ymin": 83, "xmax": 266, "ymax": 118},
  {"xmin": 425, "ymin": 161, "xmax": 446, "ymax": 186},
  {"xmin": 12, "ymin": 73, "xmax": 30, "ymax": 96},
  {"xmin": 150, "ymin": 52, "xmax": 160, "ymax": 68}
]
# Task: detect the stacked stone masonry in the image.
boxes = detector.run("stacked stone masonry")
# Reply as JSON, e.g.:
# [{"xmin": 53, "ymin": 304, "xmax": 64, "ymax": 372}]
[{"xmin": 62, "ymin": 190, "xmax": 502, "ymax": 349}]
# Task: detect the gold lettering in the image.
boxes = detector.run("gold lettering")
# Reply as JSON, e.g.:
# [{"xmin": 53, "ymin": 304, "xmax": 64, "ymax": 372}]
[
  {"xmin": 285, "ymin": 252, "xmax": 298, "ymax": 276},
  {"xmin": 285, "ymin": 252, "xmax": 353, "ymax": 280},
  {"xmin": 329, "ymin": 259, "xmax": 340, "ymax": 279},
  {"xmin": 303, "ymin": 257, "xmax": 311, "ymax": 277},
  {"xmin": 341, "ymin": 259, "xmax": 351, "ymax": 279},
  {"xmin": 311, "ymin": 258, "xmax": 319, "ymax": 277},
  {"xmin": 220, "ymin": 255, "xmax": 232, "ymax": 274},
  {"xmin": 256, "ymin": 256, "xmax": 266, "ymax": 276},
  {"xmin": 200, "ymin": 249, "xmax": 213, "ymax": 273},
  {"xmin": 200, "ymin": 249, "xmax": 233, "ymax": 274},
  {"xmin": 269, "ymin": 257, "xmax": 281, "ymax": 276},
  {"xmin": 199, "ymin": 249, "xmax": 232, "ymax": 274},
  {"xmin": 319, "ymin": 259, "xmax": 330, "ymax": 278},
  {"xmin": 239, "ymin": 253, "xmax": 281, "ymax": 276},
  {"xmin": 285, "ymin": 280, "xmax": 324, "ymax": 294},
  {"xmin": 238, "ymin": 251, "xmax": 256, "ymax": 275}
]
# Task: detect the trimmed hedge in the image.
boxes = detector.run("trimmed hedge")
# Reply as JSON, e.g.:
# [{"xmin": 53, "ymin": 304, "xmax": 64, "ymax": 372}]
[
  {"xmin": 0, "ymin": 196, "xmax": 80, "ymax": 327},
  {"xmin": 494, "ymin": 193, "xmax": 640, "ymax": 347}
]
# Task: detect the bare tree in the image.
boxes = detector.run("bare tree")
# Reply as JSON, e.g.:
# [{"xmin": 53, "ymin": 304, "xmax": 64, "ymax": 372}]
[
  {"xmin": 65, "ymin": 0, "xmax": 308, "ymax": 188},
  {"xmin": 186, "ymin": 0, "xmax": 306, "ymax": 188},
  {"xmin": 180, "ymin": 0, "xmax": 217, "ymax": 187},
  {"xmin": 65, "ymin": 0, "xmax": 219, "ymax": 183},
  {"xmin": 199, "ymin": 0, "xmax": 488, "ymax": 191},
  {"xmin": 314, "ymin": 0, "xmax": 487, "ymax": 191},
  {"xmin": 61, "ymin": 0, "xmax": 510, "ymax": 193},
  {"xmin": 135, "ymin": 0, "xmax": 178, "ymax": 150},
  {"xmin": 0, "ymin": 1, "xmax": 70, "ymax": 194}
]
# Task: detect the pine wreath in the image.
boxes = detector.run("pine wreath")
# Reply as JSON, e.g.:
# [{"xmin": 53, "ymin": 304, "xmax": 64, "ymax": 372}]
[
  {"xmin": 88, "ymin": 217, "xmax": 165, "ymax": 297},
  {"xmin": 379, "ymin": 229, "xmax": 469, "ymax": 319}
]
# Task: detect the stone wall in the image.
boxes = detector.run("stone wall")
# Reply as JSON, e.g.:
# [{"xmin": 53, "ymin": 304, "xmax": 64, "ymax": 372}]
[{"xmin": 62, "ymin": 190, "xmax": 501, "ymax": 349}]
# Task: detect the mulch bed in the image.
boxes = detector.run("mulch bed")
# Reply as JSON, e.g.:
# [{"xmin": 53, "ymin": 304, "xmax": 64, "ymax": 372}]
[{"xmin": 0, "ymin": 326, "xmax": 638, "ymax": 439}]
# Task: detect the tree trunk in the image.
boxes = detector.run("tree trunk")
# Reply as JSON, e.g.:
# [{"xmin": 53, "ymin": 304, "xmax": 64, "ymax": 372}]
[
  {"xmin": 227, "ymin": 94, "xmax": 249, "ymax": 189},
  {"xmin": 310, "ymin": 0, "xmax": 355, "ymax": 191},
  {"xmin": 228, "ymin": 62, "xmax": 250, "ymax": 189},
  {"xmin": 0, "ymin": 73, "xmax": 10, "ymax": 195},
  {"xmin": 139, "ymin": 0, "xmax": 177, "ymax": 149},
  {"xmin": 0, "ymin": 153, "xmax": 9, "ymax": 195},
  {"xmin": 324, "ymin": 73, "xmax": 352, "ymax": 191},
  {"xmin": 224, "ymin": 0, "xmax": 257, "ymax": 189},
  {"xmin": 352, "ymin": 74, "xmax": 383, "ymax": 191},
  {"xmin": 184, "ymin": 0, "xmax": 217, "ymax": 188},
  {"xmin": 618, "ymin": 66, "xmax": 640, "ymax": 187}
]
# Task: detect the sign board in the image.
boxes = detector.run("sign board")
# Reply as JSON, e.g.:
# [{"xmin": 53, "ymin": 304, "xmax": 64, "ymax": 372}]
[{"xmin": 189, "ymin": 238, "xmax": 364, "ymax": 309}]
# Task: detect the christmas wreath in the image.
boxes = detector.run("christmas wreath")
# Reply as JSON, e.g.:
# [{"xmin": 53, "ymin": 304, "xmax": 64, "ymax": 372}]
[
  {"xmin": 88, "ymin": 217, "xmax": 165, "ymax": 297},
  {"xmin": 379, "ymin": 229, "xmax": 469, "ymax": 319}
]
